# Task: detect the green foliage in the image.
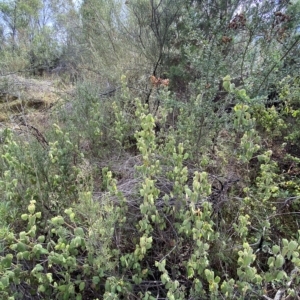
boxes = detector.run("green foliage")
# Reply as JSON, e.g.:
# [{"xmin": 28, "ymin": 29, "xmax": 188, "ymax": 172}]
[
  {"xmin": 0, "ymin": 195, "xmax": 121, "ymax": 299},
  {"xmin": 0, "ymin": 125, "xmax": 84, "ymax": 233},
  {"xmin": 1, "ymin": 77, "xmax": 300, "ymax": 298},
  {"xmin": 0, "ymin": 0, "xmax": 300, "ymax": 298}
]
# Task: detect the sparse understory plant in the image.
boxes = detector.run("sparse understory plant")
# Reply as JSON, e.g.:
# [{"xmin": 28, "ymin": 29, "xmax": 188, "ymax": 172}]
[{"xmin": 1, "ymin": 80, "xmax": 300, "ymax": 299}]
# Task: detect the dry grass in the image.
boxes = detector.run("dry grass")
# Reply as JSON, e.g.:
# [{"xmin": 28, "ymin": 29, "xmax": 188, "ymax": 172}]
[{"xmin": 0, "ymin": 75, "xmax": 69, "ymax": 123}]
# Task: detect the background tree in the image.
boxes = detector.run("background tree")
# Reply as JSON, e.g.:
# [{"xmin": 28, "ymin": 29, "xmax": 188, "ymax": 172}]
[
  {"xmin": 0, "ymin": 0, "xmax": 77, "ymax": 75},
  {"xmin": 164, "ymin": 0, "xmax": 300, "ymax": 96},
  {"xmin": 0, "ymin": 0, "xmax": 41, "ymax": 51}
]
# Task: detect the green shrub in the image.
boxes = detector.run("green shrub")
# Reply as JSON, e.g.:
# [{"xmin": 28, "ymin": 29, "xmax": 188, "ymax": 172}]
[{"xmin": 1, "ymin": 77, "xmax": 300, "ymax": 299}]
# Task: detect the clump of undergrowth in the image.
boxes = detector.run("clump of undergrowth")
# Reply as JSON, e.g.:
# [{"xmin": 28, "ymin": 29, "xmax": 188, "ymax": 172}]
[{"xmin": 0, "ymin": 77, "xmax": 300, "ymax": 299}]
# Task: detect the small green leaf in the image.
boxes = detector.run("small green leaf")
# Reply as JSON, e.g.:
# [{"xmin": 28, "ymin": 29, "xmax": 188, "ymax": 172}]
[
  {"xmin": 223, "ymin": 75, "xmax": 231, "ymax": 92},
  {"xmin": 74, "ymin": 227, "xmax": 85, "ymax": 238},
  {"xmin": 70, "ymin": 213, "xmax": 75, "ymax": 221},
  {"xmin": 187, "ymin": 267, "xmax": 194, "ymax": 279},
  {"xmin": 268, "ymin": 257, "xmax": 275, "ymax": 268},
  {"xmin": 161, "ymin": 273, "xmax": 169, "ymax": 284},
  {"xmin": 92, "ymin": 276, "xmax": 100, "ymax": 285},
  {"xmin": 32, "ymin": 264, "xmax": 44, "ymax": 273},
  {"xmin": 58, "ymin": 284, "xmax": 67, "ymax": 292},
  {"xmin": 288, "ymin": 241, "xmax": 298, "ymax": 252},
  {"xmin": 1, "ymin": 254, "xmax": 13, "ymax": 268},
  {"xmin": 215, "ymin": 276, "xmax": 221, "ymax": 283},
  {"xmin": 19, "ymin": 231, "xmax": 27, "ymax": 240},
  {"xmin": 51, "ymin": 216, "xmax": 64, "ymax": 226},
  {"xmin": 28, "ymin": 202, "xmax": 36, "ymax": 214},
  {"xmin": 272, "ymin": 245, "xmax": 280, "ymax": 255},
  {"xmin": 46, "ymin": 273, "xmax": 53, "ymax": 283},
  {"xmin": 275, "ymin": 254, "xmax": 285, "ymax": 268},
  {"xmin": 282, "ymin": 239, "xmax": 288, "ymax": 247},
  {"xmin": 16, "ymin": 242, "xmax": 27, "ymax": 252},
  {"xmin": 21, "ymin": 214, "xmax": 28, "ymax": 221},
  {"xmin": 1, "ymin": 276, "xmax": 9, "ymax": 288},
  {"xmin": 22, "ymin": 251, "xmax": 30, "ymax": 260},
  {"xmin": 276, "ymin": 270, "xmax": 287, "ymax": 281},
  {"xmin": 64, "ymin": 208, "xmax": 72, "ymax": 215},
  {"xmin": 38, "ymin": 285, "xmax": 46, "ymax": 292},
  {"xmin": 38, "ymin": 235, "xmax": 45, "ymax": 243},
  {"xmin": 205, "ymin": 269, "xmax": 213, "ymax": 282},
  {"xmin": 79, "ymin": 281, "xmax": 85, "ymax": 291}
]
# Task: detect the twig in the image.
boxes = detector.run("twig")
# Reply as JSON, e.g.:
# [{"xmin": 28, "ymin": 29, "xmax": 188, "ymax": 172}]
[{"xmin": 158, "ymin": 245, "xmax": 176, "ymax": 263}]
